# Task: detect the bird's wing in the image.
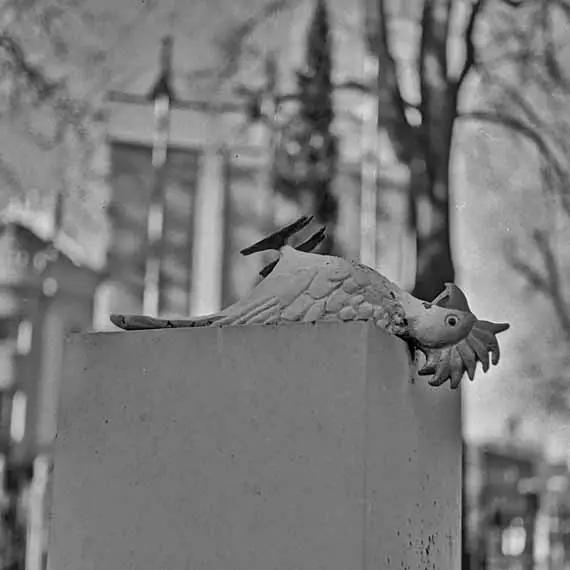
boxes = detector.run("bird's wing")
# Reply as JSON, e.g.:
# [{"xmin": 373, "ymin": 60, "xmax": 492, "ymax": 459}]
[
  {"xmin": 110, "ymin": 217, "xmax": 325, "ymax": 331},
  {"xmin": 214, "ymin": 248, "xmax": 399, "ymax": 327}
]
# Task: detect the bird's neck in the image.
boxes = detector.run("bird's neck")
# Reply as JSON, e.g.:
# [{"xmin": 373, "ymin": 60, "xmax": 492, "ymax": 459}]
[{"xmin": 396, "ymin": 291, "xmax": 428, "ymax": 316}]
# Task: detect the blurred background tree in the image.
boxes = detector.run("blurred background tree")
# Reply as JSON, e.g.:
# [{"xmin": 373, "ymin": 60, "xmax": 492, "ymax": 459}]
[
  {"xmin": 364, "ymin": 0, "xmax": 570, "ymax": 301},
  {"xmin": 0, "ymin": 0, "xmax": 161, "ymax": 257},
  {"xmin": 463, "ymin": 0, "xmax": 570, "ymax": 417},
  {"xmin": 359, "ymin": 0, "xmax": 570, "ymax": 433},
  {"xmin": 272, "ymin": 0, "xmax": 339, "ymax": 254}
]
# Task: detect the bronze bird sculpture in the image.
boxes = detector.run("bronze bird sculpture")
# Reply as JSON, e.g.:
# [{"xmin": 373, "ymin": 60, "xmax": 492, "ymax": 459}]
[{"xmin": 111, "ymin": 216, "xmax": 509, "ymax": 389}]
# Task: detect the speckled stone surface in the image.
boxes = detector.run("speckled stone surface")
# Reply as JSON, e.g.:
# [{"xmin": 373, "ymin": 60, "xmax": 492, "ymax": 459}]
[{"xmin": 48, "ymin": 322, "xmax": 461, "ymax": 570}]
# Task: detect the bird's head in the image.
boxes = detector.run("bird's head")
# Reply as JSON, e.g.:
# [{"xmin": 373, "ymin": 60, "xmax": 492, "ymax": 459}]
[{"xmin": 405, "ymin": 304, "xmax": 476, "ymax": 349}]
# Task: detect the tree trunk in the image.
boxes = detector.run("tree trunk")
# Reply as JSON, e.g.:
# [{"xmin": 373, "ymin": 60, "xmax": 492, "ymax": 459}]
[
  {"xmin": 412, "ymin": 0, "xmax": 457, "ymax": 301},
  {"xmin": 411, "ymin": 118, "xmax": 455, "ymax": 301},
  {"xmin": 365, "ymin": 0, "xmax": 460, "ymax": 301}
]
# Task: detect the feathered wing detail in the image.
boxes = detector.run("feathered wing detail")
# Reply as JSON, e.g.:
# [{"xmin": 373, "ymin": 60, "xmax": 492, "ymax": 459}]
[
  {"xmin": 215, "ymin": 297, "xmax": 283, "ymax": 326},
  {"xmin": 417, "ymin": 283, "xmax": 510, "ymax": 388},
  {"xmin": 212, "ymin": 251, "xmax": 320, "ymax": 326},
  {"xmin": 214, "ymin": 247, "xmax": 400, "ymax": 328},
  {"xmin": 110, "ymin": 215, "xmax": 407, "ymax": 331},
  {"xmin": 112, "ymin": 250, "xmax": 402, "ymax": 331},
  {"xmin": 110, "ymin": 219, "xmax": 326, "ymax": 331}
]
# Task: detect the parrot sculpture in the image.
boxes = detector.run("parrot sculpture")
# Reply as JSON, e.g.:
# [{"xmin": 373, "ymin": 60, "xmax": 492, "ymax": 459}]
[{"xmin": 111, "ymin": 216, "xmax": 509, "ymax": 389}]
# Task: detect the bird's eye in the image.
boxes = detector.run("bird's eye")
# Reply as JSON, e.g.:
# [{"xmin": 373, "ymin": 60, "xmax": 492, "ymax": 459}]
[{"xmin": 445, "ymin": 315, "xmax": 458, "ymax": 327}]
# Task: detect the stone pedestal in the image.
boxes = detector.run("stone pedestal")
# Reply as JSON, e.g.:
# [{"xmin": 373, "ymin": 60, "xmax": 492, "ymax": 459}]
[{"xmin": 48, "ymin": 322, "xmax": 461, "ymax": 570}]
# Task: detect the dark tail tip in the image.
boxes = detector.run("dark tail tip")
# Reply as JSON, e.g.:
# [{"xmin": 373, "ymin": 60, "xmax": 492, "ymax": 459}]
[
  {"xmin": 259, "ymin": 259, "xmax": 279, "ymax": 279},
  {"xmin": 257, "ymin": 226, "xmax": 327, "ymax": 278},
  {"xmin": 109, "ymin": 314, "xmax": 128, "ymax": 329},
  {"xmin": 240, "ymin": 215, "xmax": 313, "ymax": 256},
  {"xmin": 297, "ymin": 226, "xmax": 326, "ymax": 252},
  {"xmin": 109, "ymin": 314, "xmax": 170, "ymax": 330}
]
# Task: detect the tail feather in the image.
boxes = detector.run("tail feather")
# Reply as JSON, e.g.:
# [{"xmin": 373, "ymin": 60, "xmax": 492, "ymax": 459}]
[
  {"xmin": 110, "ymin": 313, "xmax": 220, "ymax": 331},
  {"xmin": 296, "ymin": 226, "xmax": 326, "ymax": 253},
  {"xmin": 240, "ymin": 215, "xmax": 313, "ymax": 256},
  {"xmin": 258, "ymin": 226, "xmax": 326, "ymax": 278}
]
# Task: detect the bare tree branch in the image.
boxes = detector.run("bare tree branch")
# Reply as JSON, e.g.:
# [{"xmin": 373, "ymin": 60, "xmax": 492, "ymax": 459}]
[
  {"xmin": 419, "ymin": 0, "xmax": 452, "ymax": 88},
  {"xmin": 418, "ymin": 0, "xmax": 456, "ymax": 159},
  {"xmin": 214, "ymin": 0, "xmax": 298, "ymax": 86},
  {"xmin": 540, "ymin": 1, "xmax": 570, "ymax": 88},
  {"xmin": 456, "ymin": 0, "xmax": 486, "ymax": 89},
  {"xmin": 459, "ymin": 110, "xmax": 570, "ymax": 212},
  {"xmin": 506, "ymin": 229, "xmax": 570, "ymax": 341},
  {"xmin": 365, "ymin": 0, "xmax": 410, "ymax": 129},
  {"xmin": 322, "ymin": 79, "xmax": 421, "ymax": 111},
  {"xmin": 552, "ymin": 0, "xmax": 570, "ymax": 19},
  {"xmin": 499, "ymin": 0, "xmax": 530, "ymax": 7},
  {"xmin": 0, "ymin": 34, "xmax": 62, "ymax": 100},
  {"xmin": 0, "ymin": 29, "xmax": 102, "ymax": 149},
  {"xmin": 0, "ymin": 152, "xmax": 23, "ymax": 194},
  {"xmin": 481, "ymin": 71, "xmax": 569, "ymax": 155}
]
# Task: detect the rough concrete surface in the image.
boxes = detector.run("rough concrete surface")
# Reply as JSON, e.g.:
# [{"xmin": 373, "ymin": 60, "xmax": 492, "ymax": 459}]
[{"xmin": 48, "ymin": 322, "xmax": 461, "ymax": 570}]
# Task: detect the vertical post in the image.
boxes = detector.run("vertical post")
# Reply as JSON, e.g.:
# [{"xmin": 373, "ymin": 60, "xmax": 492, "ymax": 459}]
[
  {"xmin": 191, "ymin": 126, "xmax": 226, "ymax": 316},
  {"xmin": 261, "ymin": 54, "xmax": 279, "ymax": 235},
  {"xmin": 143, "ymin": 37, "xmax": 174, "ymax": 317},
  {"xmin": 359, "ymin": 53, "xmax": 379, "ymax": 267},
  {"xmin": 25, "ymin": 454, "xmax": 50, "ymax": 570}
]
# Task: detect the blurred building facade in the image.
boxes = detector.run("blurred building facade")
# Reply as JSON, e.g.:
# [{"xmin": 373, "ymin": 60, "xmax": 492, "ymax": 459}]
[
  {"xmin": 105, "ymin": 140, "xmax": 202, "ymax": 316},
  {"xmin": 0, "ymin": 216, "xmax": 99, "ymax": 464},
  {"xmin": 95, "ymin": 24, "xmax": 412, "ymax": 325},
  {"xmin": 464, "ymin": 437, "xmax": 570, "ymax": 570},
  {"xmin": 0, "ymin": 212, "xmax": 99, "ymax": 570}
]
